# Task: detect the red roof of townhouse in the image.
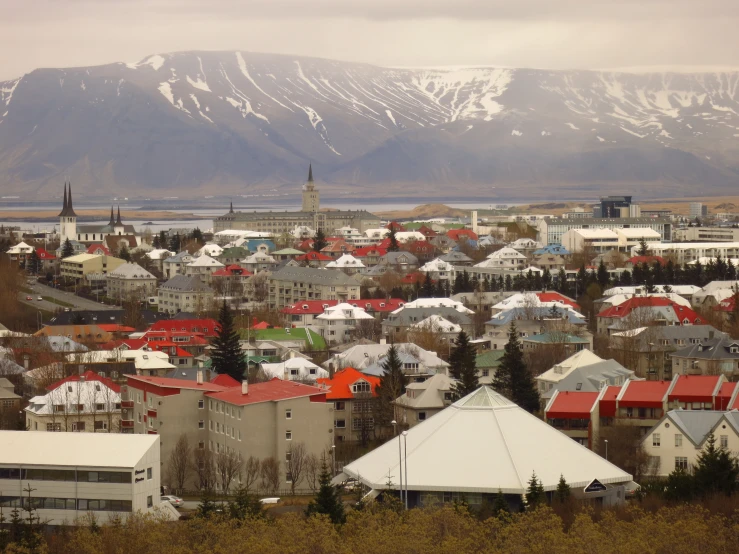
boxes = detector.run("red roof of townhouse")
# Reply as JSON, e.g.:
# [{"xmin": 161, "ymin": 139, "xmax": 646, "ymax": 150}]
[
  {"xmin": 447, "ymin": 229, "xmax": 478, "ymax": 242},
  {"xmin": 627, "ymin": 255, "xmax": 666, "ymax": 266},
  {"xmin": 35, "ymin": 247, "xmax": 56, "ymax": 260},
  {"xmin": 668, "ymin": 375, "xmax": 724, "ymax": 404},
  {"xmin": 618, "ymin": 380, "xmax": 671, "ymax": 408},
  {"xmin": 48, "ymin": 370, "xmax": 121, "ymax": 393},
  {"xmin": 211, "ymin": 374, "xmax": 241, "ymax": 388},
  {"xmin": 715, "ymin": 382, "xmax": 739, "ymax": 410},
  {"xmin": 296, "ymin": 251, "xmax": 334, "ymax": 262},
  {"xmin": 418, "ymin": 225, "xmax": 438, "ymax": 238},
  {"xmin": 400, "ymin": 240, "xmax": 434, "ymax": 255},
  {"xmin": 205, "ymin": 378, "xmax": 327, "ymax": 406},
  {"xmin": 142, "ymin": 330, "xmax": 210, "ymax": 346},
  {"xmin": 715, "ymin": 296, "xmax": 738, "ymax": 312},
  {"xmin": 596, "ymin": 297, "xmax": 704, "ymax": 324},
  {"xmin": 127, "ymin": 374, "xmax": 228, "ymax": 392},
  {"xmin": 386, "ymin": 221, "xmax": 406, "ymax": 232},
  {"xmin": 598, "ymin": 386, "xmax": 621, "ymax": 418},
  {"xmin": 353, "ymin": 246, "xmax": 388, "ymax": 258},
  {"xmin": 86, "ymin": 243, "xmax": 111, "ymax": 256},
  {"xmin": 321, "ymin": 240, "xmax": 355, "ymax": 254},
  {"xmin": 213, "ymin": 265, "xmax": 252, "ymax": 277},
  {"xmin": 536, "ymin": 292, "xmax": 580, "ymax": 310},
  {"xmin": 546, "ymin": 391, "xmax": 599, "ymax": 419},
  {"xmin": 96, "ymin": 324, "xmax": 136, "ymax": 333},
  {"xmin": 316, "ymin": 367, "xmax": 380, "ymax": 400},
  {"xmin": 148, "ymin": 319, "xmax": 220, "ymax": 337}
]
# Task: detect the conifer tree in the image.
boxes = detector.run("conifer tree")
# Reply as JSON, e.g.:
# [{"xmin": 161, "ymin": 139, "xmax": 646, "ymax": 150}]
[
  {"xmin": 210, "ymin": 300, "xmax": 245, "ymax": 382},
  {"xmin": 492, "ymin": 322, "xmax": 540, "ymax": 412},
  {"xmin": 118, "ymin": 243, "xmax": 131, "ymax": 262},
  {"xmin": 375, "ymin": 344, "xmax": 408, "ymax": 426},
  {"xmin": 555, "ymin": 474, "xmax": 571, "ymax": 503},
  {"xmin": 637, "ymin": 238, "xmax": 650, "ymax": 256},
  {"xmin": 61, "ymin": 238, "xmax": 75, "ymax": 259},
  {"xmin": 448, "ymin": 331, "xmax": 479, "ymax": 399},
  {"xmin": 196, "ymin": 490, "xmax": 218, "ymax": 518},
  {"xmin": 597, "ymin": 259, "xmax": 609, "ymax": 288},
  {"xmin": 387, "ymin": 227, "xmax": 400, "ymax": 252},
  {"xmin": 159, "ymin": 230, "xmax": 167, "ymax": 248},
  {"xmin": 27, "ymin": 250, "xmax": 41, "ymax": 274},
  {"xmin": 168, "ymin": 233, "xmax": 181, "ymax": 252},
  {"xmin": 306, "ymin": 457, "xmax": 345, "ymax": 524},
  {"xmin": 525, "ymin": 472, "xmax": 545, "ymax": 508},
  {"xmin": 492, "ymin": 489, "xmax": 510, "ymax": 519},
  {"xmin": 693, "ymin": 433, "xmax": 739, "ymax": 496},
  {"xmin": 422, "ymin": 274, "xmax": 434, "ymax": 298},
  {"xmin": 312, "ymin": 228, "xmax": 328, "ymax": 252},
  {"xmin": 228, "ymin": 485, "xmax": 265, "ymax": 520}
]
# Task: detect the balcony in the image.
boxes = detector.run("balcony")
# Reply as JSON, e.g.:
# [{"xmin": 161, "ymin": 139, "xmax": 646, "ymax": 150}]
[
  {"xmin": 147, "ymin": 409, "xmax": 157, "ymax": 418},
  {"xmin": 121, "ymin": 401, "xmax": 134, "ymax": 408},
  {"xmin": 121, "ymin": 420, "xmax": 134, "ymax": 428}
]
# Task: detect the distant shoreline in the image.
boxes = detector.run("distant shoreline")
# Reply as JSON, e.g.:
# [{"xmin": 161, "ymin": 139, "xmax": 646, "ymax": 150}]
[{"xmin": 0, "ymin": 210, "xmax": 204, "ymax": 223}]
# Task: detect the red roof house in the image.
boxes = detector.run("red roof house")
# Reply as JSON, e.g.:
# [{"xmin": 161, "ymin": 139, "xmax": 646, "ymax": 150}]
[
  {"xmin": 86, "ymin": 243, "xmax": 111, "ymax": 256},
  {"xmin": 316, "ymin": 368, "xmax": 380, "ymax": 400},
  {"xmin": 147, "ymin": 319, "xmax": 220, "ymax": 338},
  {"xmin": 447, "ymin": 229, "xmax": 478, "ymax": 242},
  {"xmin": 35, "ymin": 247, "xmax": 56, "ymax": 261},
  {"xmin": 205, "ymin": 378, "xmax": 327, "ymax": 406},
  {"xmin": 47, "ymin": 370, "xmax": 122, "ymax": 393},
  {"xmin": 667, "ymin": 374, "xmax": 725, "ymax": 407}
]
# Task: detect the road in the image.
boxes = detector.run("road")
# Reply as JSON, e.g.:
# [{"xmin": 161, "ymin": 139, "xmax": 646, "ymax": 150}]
[{"xmin": 19, "ymin": 281, "xmax": 120, "ymax": 314}]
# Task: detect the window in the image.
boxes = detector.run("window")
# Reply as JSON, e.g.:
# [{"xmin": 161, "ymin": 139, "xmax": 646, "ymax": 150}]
[
  {"xmin": 198, "ymin": 420, "xmax": 204, "ymax": 429},
  {"xmin": 721, "ymin": 435, "xmax": 729, "ymax": 448},
  {"xmin": 675, "ymin": 434, "xmax": 683, "ymax": 447},
  {"xmin": 198, "ymin": 441, "xmax": 205, "ymax": 449},
  {"xmin": 286, "ymin": 431, "xmax": 292, "ymax": 440},
  {"xmin": 418, "ymin": 412, "xmax": 427, "ymax": 421},
  {"xmin": 146, "ymin": 495, "xmax": 153, "ymax": 508},
  {"xmin": 94, "ymin": 421, "xmax": 107, "ymax": 431},
  {"xmin": 198, "ymin": 400, "xmax": 204, "ymax": 409},
  {"xmin": 335, "ymin": 420, "xmax": 346, "ymax": 428},
  {"xmin": 285, "ymin": 409, "xmax": 292, "ymax": 419},
  {"xmin": 675, "ymin": 457, "xmax": 688, "ymax": 471},
  {"xmin": 147, "ymin": 467, "xmax": 153, "ymax": 480},
  {"xmin": 209, "ymin": 421, "xmax": 213, "ymax": 431},
  {"xmin": 652, "ymin": 433, "xmax": 660, "ymax": 447},
  {"xmin": 352, "ymin": 381, "xmax": 371, "ymax": 394},
  {"xmin": 482, "ymin": 369, "xmax": 489, "ymax": 377},
  {"xmin": 335, "ymin": 401, "xmax": 345, "ymax": 411}
]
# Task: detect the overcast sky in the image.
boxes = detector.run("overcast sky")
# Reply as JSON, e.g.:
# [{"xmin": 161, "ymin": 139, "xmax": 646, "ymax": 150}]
[{"xmin": 0, "ymin": 0, "xmax": 736, "ymax": 80}]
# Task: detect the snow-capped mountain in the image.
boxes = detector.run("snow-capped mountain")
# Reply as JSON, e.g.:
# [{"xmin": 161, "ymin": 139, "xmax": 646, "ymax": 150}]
[{"xmin": 1, "ymin": 51, "xmax": 738, "ymax": 199}]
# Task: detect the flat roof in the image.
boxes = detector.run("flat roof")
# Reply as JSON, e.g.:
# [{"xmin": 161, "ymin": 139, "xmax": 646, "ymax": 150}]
[{"xmin": 0, "ymin": 431, "xmax": 157, "ymax": 468}]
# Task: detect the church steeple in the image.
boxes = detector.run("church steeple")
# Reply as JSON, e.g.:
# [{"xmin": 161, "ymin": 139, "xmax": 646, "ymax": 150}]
[
  {"xmin": 229, "ymin": 200, "xmax": 234, "ymax": 214},
  {"xmin": 58, "ymin": 183, "xmax": 68, "ymax": 217},
  {"xmin": 115, "ymin": 206, "xmax": 122, "ymax": 226},
  {"xmin": 301, "ymin": 164, "xmax": 319, "ymax": 213},
  {"xmin": 58, "ymin": 181, "xmax": 77, "ymax": 217},
  {"xmin": 108, "ymin": 206, "xmax": 115, "ymax": 225},
  {"xmin": 308, "ymin": 163, "xmax": 313, "ymax": 183}
]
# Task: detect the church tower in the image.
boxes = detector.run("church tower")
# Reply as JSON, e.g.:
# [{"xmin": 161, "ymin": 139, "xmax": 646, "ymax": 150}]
[
  {"xmin": 58, "ymin": 182, "xmax": 78, "ymax": 243},
  {"xmin": 301, "ymin": 164, "xmax": 319, "ymax": 213}
]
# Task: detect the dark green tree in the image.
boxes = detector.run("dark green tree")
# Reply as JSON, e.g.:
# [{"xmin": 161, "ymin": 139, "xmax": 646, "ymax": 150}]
[
  {"xmin": 448, "ymin": 331, "xmax": 479, "ymax": 399},
  {"xmin": 637, "ymin": 238, "xmax": 650, "ymax": 256},
  {"xmin": 27, "ymin": 250, "xmax": 41, "ymax": 274},
  {"xmin": 492, "ymin": 489, "xmax": 510, "ymax": 519},
  {"xmin": 730, "ymin": 285, "xmax": 739, "ymax": 327},
  {"xmin": 548, "ymin": 304, "xmax": 560, "ymax": 319},
  {"xmin": 664, "ymin": 467, "xmax": 695, "ymax": 502},
  {"xmin": 152, "ymin": 235, "xmax": 161, "ymax": 249},
  {"xmin": 305, "ymin": 456, "xmax": 345, "ymax": 524},
  {"xmin": 693, "ymin": 433, "xmax": 739, "ymax": 497},
  {"xmin": 190, "ymin": 227, "xmax": 204, "ymax": 244},
  {"xmin": 555, "ymin": 474, "xmax": 571, "ymax": 503},
  {"xmin": 375, "ymin": 344, "xmax": 408, "ymax": 426},
  {"xmin": 118, "ymin": 243, "xmax": 131, "ymax": 262},
  {"xmin": 228, "ymin": 485, "xmax": 265, "ymax": 520},
  {"xmin": 168, "ymin": 233, "xmax": 181, "ymax": 252},
  {"xmin": 196, "ymin": 489, "xmax": 218, "ymax": 518},
  {"xmin": 492, "ymin": 322, "xmax": 540, "ymax": 412},
  {"xmin": 210, "ymin": 300, "xmax": 246, "ymax": 382},
  {"xmin": 422, "ymin": 274, "xmax": 434, "ymax": 298},
  {"xmin": 312, "ymin": 228, "xmax": 328, "ymax": 252},
  {"xmin": 596, "ymin": 259, "xmax": 609, "ymax": 289},
  {"xmin": 61, "ymin": 238, "xmax": 75, "ymax": 259},
  {"xmin": 387, "ymin": 227, "xmax": 400, "ymax": 252},
  {"xmin": 525, "ymin": 472, "xmax": 545, "ymax": 508},
  {"xmin": 159, "ymin": 230, "xmax": 168, "ymax": 248}
]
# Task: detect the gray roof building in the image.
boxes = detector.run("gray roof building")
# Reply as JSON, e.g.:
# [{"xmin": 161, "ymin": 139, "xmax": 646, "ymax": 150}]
[
  {"xmin": 269, "ymin": 266, "xmax": 358, "ymax": 286},
  {"xmin": 159, "ymin": 275, "xmax": 213, "ymax": 292},
  {"xmin": 383, "ymin": 307, "xmax": 473, "ymax": 328},
  {"xmin": 672, "ymin": 337, "xmax": 739, "ymax": 361}
]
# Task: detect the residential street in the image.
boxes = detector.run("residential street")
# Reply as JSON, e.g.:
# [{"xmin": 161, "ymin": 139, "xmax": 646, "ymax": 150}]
[{"xmin": 19, "ymin": 281, "xmax": 119, "ymax": 314}]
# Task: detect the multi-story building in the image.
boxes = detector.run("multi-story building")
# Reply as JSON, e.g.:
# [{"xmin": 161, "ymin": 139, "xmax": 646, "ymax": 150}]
[
  {"xmin": 121, "ymin": 374, "xmax": 332, "ymax": 491},
  {"xmin": 184, "ymin": 255, "xmax": 224, "ymax": 284},
  {"xmin": 675, "ymin": 226, "xmax": 739, "ymax": 242},
  {"xmin": 162, "ymin": 251, "xmax": 194, "ymax": 279},
  {"xmin": 106, "ymin": 262, "xmax": 157, "ymax": 301},
  {"xmin": 281, "ymin": 299, "xmax": 405, "ymax": 327},
  {"xmin": 689, "ymin": 202, "xmax": 708, "ymax": 220},
  {"xmin": 268, "ymin": 266, "xmax": 361, "ymax": 310},
  {"xmin": 314, "ymin": 303, "xmax": 375, "ymax": 345},
  {"xmin": 60, "ymin": 253, "xmax": 126, "ymax": 282},
  {"xmin": 393, "ymin": 373, "xmax": 456, "ymax": 428},
  {"xmin": 157, "ymin": 275, "xmax": 214, "ymax": 315},
  {"xmin": 0, "ymin": 378, "xmax": 21, "ymax": 424},
  {"xmin": 670, "ymin": 336, "xmax": 739, "ymax": 378},
  {"xmin": 25, "ymin": 371, "xmax": 121, "ymax": 433},
  {"xmin": 538, "ymin": 217, "xmax": 672, "ymax": 246},
  {"xmin": 0, "ymin": 431, "xmax": 165, "ymax": 525},
  {"xmin": 316, "ymin": 367, "xmax": 380, "ymax": 443},
  {"xmin": 641, "ymin": 242, "xmax": 739, "ymax": 264}
]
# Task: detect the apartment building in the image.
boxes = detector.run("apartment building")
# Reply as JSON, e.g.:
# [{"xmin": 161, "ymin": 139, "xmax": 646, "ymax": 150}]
[
  {"xmin": 0, "ymin": 431, "xmax": 164, "ymax": 525},
  {"xmin": 675, "ymin": 226, "xmax": 739, "ymax": 242},
  {"xmin": 538, "ymin": 217, "xmax": 672, "ymax": 246},
  {"xmin": 162, "ymin": 251, "xmax": 193, "ymax": 279},
  {"xmin": 393, "ymin": 373, "xmax": 456, "ymax": 428},
  {"xmin": 122, "ymin": 374, "xmax": 333, "ymax": 491},
  {"xmin": 268, "ymin": 266, "xmax": 360, "ymax": 310},
  {"xmin": 106, "ymin": 262, "xmax": 157, "ymax": 301},
  {"xmin": 316, "ymin": 368, "xmax": 380, "ymax": 443},
  {"xmin": 157, "ymin": 275, "xmax": 214, "ymax": 315},
  {"xmin": 671, "ymin": 337, "xmax": 739, "ymax": 378},
  {"xmin": 60, "ymin": 253, "xmax": 126, "ymax": 282}
]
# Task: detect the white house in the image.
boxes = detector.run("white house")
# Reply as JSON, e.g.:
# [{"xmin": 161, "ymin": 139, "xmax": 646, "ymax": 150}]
[
  {"xmin": 326, "ymin": 254, "xmax": 365, "ymax": 274},
  {"xmin": 315, "ymin": 303, "xmax": 375, "ymax": 345},
  {"xmin": 260, "ymin": 357, "xmax": 329, "ymax": 382},
  {"xmin": 240, "ymin": 251, "xmax": 277, "ymax": 272},
  {"xmin": 418, "ymin": 258, "xmax": 454, "ymax": 282},
  {"xmin": 409, "ymin": 315, "xmax": 462, "ymax": 343},
  {"xmin": 195, "ymin": 243, "xmax": 224, "ymax": 258},
  {"xmin": 474, "ymin": 247, "xmax": 527, "ymax": 270},
  {"xmin": 393, "ymin": 297, "xmax": 474, "ymax": 314},
  {"xmin": 185, "ymin": 254, "xmax": 224, "ymax": 283}
]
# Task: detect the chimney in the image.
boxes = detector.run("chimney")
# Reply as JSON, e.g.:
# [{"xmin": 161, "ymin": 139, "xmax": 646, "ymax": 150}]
[
  {"xmin": 380, "ymin": 338, "xmax": 387, "ymax": 345},
  {"xmin": 289, "ymin": 350, "xmax": 295, "ymax": 359},
  {"xmin": 471, "ymin": 210, "xmax": 478, "ymax": 234},
  {"xmin": 242, "ymin": 380, "xmax": 248, "ymax": 395},
  {"xmin": 328, "ymin": 363, "xmax": 335, "ymax": 379},
  {"xmin": 196, "ymin": 370, "xmax": 203, "ymax": 385}
]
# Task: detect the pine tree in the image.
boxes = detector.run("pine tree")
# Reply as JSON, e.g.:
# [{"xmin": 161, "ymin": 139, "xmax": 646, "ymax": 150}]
[
  {"xmin": 597, "ymin": 259, "xmax": 609, "ymax": 288},
  {"xmin": 664, "ymin": 467, "xmax": 695, "ymax": 502},
  {"xmin": 492, "ymin": 322, "xmax": 540, "ymax": 412},
  {"xmin": 228, "ymin": 485, "xmax": 265, "ymax": 520},
  {"xmin": 422, "ymin": 274, "xmax": 434, "ymax": 298},
  {"xmin": 27, "ymin": 250, "xmax": 40, "ymax": 274},
  {"xmin": 730, "ymin": 285, "xmax": 739, "ymax": 327},
  {"xmin": 387, "ymin": 227, "xmax": 400, "ymax": 252},
  {"xmin": 306, "ymin": 457, "xmax": 345, "ymax": 524},
  {"xmin": 61, "ymin": 238, "xmax": 75, "ymax": 259},
  {"xmin": 152, "ymin": 235, "xmax": 161, "ymax": 249},
  {"xmin": 196, "ymin": 489, "xmax": 218, "ymax": 518},
  {"xmin": 448, "ymin": 331, "xmax": 479, "ymax": 399},
  {"xmin": 525, "ymin": 472, "xmax": 545, "ymax": 508},
  {"xmin": 159, "ymin": 230, "xmax": 168, "ymax": 248},
  {"xmin": 118, "ymin": 243, "xmax": 131, "ymax": 262},
  {"xmin": 312, "ymin": 228, "xmax": 328, "ymax": 252},
  {"xmin": 555, "ymin": 474, "xmax": 571, "ymax": 503},
  {"xmin": 637, "ymin": 238, "xmax": 650, "ymax": 256},
  {"xmin": 210, "ymin": 300, "xmax": 245, "ymax": 382},
  {"xmin": 492, "ymin": 489, "xmax": 510, "ymax": 519},
  {"xmin": 168, "ymin": 233, "xmax": 181, "ymax": 252},
  {"xmin": 693, "ymin": 433, "xmax": 739, "ymax": 497},
  {"xmin": 190, "ymin": 227, "xmax": 204, "ymax": 244},
  {"xmin": 548, "ymin": 304, "xmax": 560, "ymax": 319},
  {"xmin": 375, "ymin": 344, "xmax": 408, "ymax": 426}
]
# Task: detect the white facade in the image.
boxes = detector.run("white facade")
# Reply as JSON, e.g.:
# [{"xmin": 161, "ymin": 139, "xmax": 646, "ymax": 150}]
[
  {"xmin": 418, "ymin": 258, "xmax": 454, "ymax": 282},
  {"xmin": 474, "ymin": 247, "xmax": 527, "ymax": 269},
  {"xmin": 0, "ymin": 431, "xmax": 167, "ymax": 525},
  {"xmin": 315, "ymin": 303, "xmax": 375, "ymax": 345},
  {"xmin": 640, "ymin": 242, "xmax": 739, "ymax": 264}
]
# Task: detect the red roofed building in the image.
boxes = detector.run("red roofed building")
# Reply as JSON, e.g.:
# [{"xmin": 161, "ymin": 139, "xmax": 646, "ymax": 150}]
[
  {"xmin": 296, "ymin": 251, "xmax": 334, "ymax": 268},
  {"xmin": 316, "ymin": 367, "xmax": 380, "ymax": 443},
  {"xmin": 87, "ymin": 243, "xmax": 111, "ymax": 256},
  {"xmin": 667, "ymin": 374, "xmax": 726, "ymax": 409},
  {"xmin": 147, "ymin": 319, "xmax": 220, "ymax": 339},
  {"xmin": 47, "ymin": 370, "xmax": 121, "ymax": 393},
  {"xmin": 715, "ymin": 382, "xmax": 739, "ymax": 410},
  {"xmin": 596, "ymin": 297, "xmax": 705, "ymax": 335},
  {"xmin": 447, "ymin": 229, "xmax": 478, "ymax": 242},
  {"xmin": 140, "ymin": 329, "xmax": 210, "ymax": 357},
  {"xmin": 536, "ymin": 292, "xmax": 580, "ymax": 310},
  {"xmin": 545, "ymin": 391, "xmax": 599, "ymax": 447},
  {"xmin": 386, "ymin": 221, "xmax": 406, "ymax": 232},
  {"xmin": 212, "ymin": 265, "xmax": 252, "ymax": 279},
  {"xmin": 320, "ymin": 239, "xmax": 355, "ymax": 259},
  {"xmin": 122, "ymin": 373, "xmax": 332, "ymax": 489},
  {"xmin": 34, "ymin": 247, "xmax": 57, "ymax": 270},
  {"xmin": 401, "ymin": 272, "xmax": 428, "ymax": 286},
  {"xmin": 400, "ymin": 240, "xmax": 436, "ymax": 263},
  {"xmin": 625, "ymin": 255, "xmax": 666, "ymax": 269},
  {"xmin": 353, "ymin": 246, "xmax": 387, "ymax": 266},
  {"xmin": 418, "ymin": 225, "xmax": 438, "ymax": 239}
]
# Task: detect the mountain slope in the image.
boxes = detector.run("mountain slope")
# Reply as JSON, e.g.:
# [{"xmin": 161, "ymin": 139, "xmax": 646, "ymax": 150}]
[{"xmin": 1, "ymin": 51, "xmax": 738, "ymax": 199}]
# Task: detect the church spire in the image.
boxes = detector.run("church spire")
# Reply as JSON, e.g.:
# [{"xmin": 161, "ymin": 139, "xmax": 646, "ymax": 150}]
[
  {"xmin": 307, "ymin": 163, "xmax": 313, "ymax": 183},
  {"xmin": 58, "ymin": 181, "xmax": 77, "ymax": 217},
  {"xmin": 58, "ymin": 182, "xmax": 68, "ymax": 217},
  {"xmin": 108, "ymin": 206, "xmax": 115, "ymax": 225},
  {"xmin": 116, "ymin": 205, "xmax": 122, "ymax": 226},
  {"xmin": 229, "ymin": 200, "xmax": 234, "ymax": 214}
]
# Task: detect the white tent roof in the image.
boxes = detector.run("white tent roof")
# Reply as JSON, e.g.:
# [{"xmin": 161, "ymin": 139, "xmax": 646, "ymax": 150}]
[{"xmin": 341, "ymin": 386, "xmax": 632, "ymax": 494}]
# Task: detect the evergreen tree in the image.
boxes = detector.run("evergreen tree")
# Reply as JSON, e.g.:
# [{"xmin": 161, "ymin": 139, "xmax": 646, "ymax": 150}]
[
  {"xmin": 525, "ymin": 472, "xmax": 545, "ymax": 508},
  {"xmin": 422, "ymin": 274, "xmax": 434, "ymax": 298},
  {"xmin": 159, "ymin": 230, "xmax": 168, "ymax": 248},
  {"xmin": 664, "ymin": 467, "xmax": 695, "ymax": 502},
  {"xmin": 434, "ymin": 277, "xmax": 444, "ymax": 298},
  {"xmin": 168, "ymin": 233, "xmax": 181, "ymax": 252},
  {"xmin": 492, "ymin": 322, "xmax": 540, "ymax": 412},
  {"xmin": 693, "ymin": 433, "xmax": 739, "ymax": 497},
  {"xmin": 196, "ymin": 490, "xmax": 218, "ymax": 518},
  {"xmin": 118, "ymin": 243, "xmax": 131, "ymax": 262},
  {"xmin": 312, "ymin": 228, "xmax": 328, "ymax": 252},
  {"xmin": 504, "ymin": 274, "xmax": 513, "ymax": 291},
  {"xmin": 375, "ymin": 344, "xmax": 408, "ymax": 426},
  {"xmin": 448, "ymin": 331, "xmax": 479, "ymax": 399},
  {"xmin": 228, "ymin": 485, "xmax": 265, "ymax": 520},
  {"xmin": 492, "ymin": 489, "xmax": 510, "ymax": 519},
  {"xmin": 61, "ymin": 238, "xmax": 75, "ymax": 259},
  {"xmin": 597, "ymin": 259, "xmax": 609, "ymax": 289},
  {"xmin": 637, "ymin": 238, "xmax": 650, "ymax": 256},
  {"xmin": 548, "ymin": 304, "xmax": 560, "ymax": 319},
  {"xmin": 387, "ymin": 227, "xmax": 400, "ymax": 252},
  {"xmin": 555, "ymin": 474, "xmax": 571, "ymax": 503},
  {"xmin": 27, "ymin": 250, "xmax": 41, "ymax": 274},
  {"xmin": 556, "ymin": 268, "xmax": 568, "ymax": 294},
  {"xmin": 730, "ymin": 285, "xmax": 739, "ymax": 327},
  {"xmin": 210, "ymin": 300, "xmax": 246, "ymax": 382},
  {"xmin": 152, "ymin": 235, "xmax": 161, "ymax": 249},
  {"xmin": 190, "ymin": 227, "xmax": 204, "ymax": 244},
  {"xmin": 306, "ymin": 457, "xmax": 345, "ymax": 524}
]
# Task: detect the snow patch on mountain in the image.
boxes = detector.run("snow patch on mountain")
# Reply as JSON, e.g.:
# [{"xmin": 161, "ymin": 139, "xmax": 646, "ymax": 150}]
[{"xmin": 187, "ymin": 76, "xmax": 211, "ymax": 92}]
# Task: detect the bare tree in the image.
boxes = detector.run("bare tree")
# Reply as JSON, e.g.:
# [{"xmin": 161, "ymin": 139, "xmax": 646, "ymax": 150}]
[
  {"xmin": 259, "ymin": 457, "xmax": 281, "ymax": 495},
  {"xmin": 242, "ymin": 455, "xmax": 261, "ymax": 494},
  {"xmin": 285, "ymin": 442, "xmax": 307, "ymax": 495},
  {"xmin": 215, "ymin": 449, "xmax": 244, "ymax": 495},
  {"xmin": 192, "ymin": 448, "xmax": 217, "ymax": 492},
  {"xmin": 168, "ymin": 434, "xmax": 192, "ymax": 495},
  {"xmin": 351, "ymin": 318, "xmax": 383, "ymax": 342},
  {"xmin": 304, "ymin": 454, "xmax": 321, "ymax": 493}
]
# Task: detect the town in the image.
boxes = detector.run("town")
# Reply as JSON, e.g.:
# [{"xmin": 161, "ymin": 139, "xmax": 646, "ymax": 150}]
[{"xmin": 0, "ymin": 168, "xmax": 738, "ymax": 550}]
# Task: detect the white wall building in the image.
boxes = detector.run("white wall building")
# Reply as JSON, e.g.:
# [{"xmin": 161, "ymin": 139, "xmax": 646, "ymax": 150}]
[
  {"xmin": 315, "ymin": 303, "xmax": 375, "ymax": 345},
  {"xmin": 418, "ymin": 258, "xmax": 454, "ymax": 282},
  {"xmin": 474, "ymin": 247, "xmax": 527, "ymax": 270}
]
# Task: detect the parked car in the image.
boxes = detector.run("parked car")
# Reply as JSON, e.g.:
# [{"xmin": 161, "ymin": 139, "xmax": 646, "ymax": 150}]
[
  {"xmin": 25, "ymin": 296, "xmax": 32, "ymax": 300},
  {"xmin": 36, "ymin": 296, "xmax": 43, "ymax": 301},
  {"xmin": 259, "ymin": 497, "xmax": 280, "ymax": 505},
  {"xmin": 342, "ymin": 478, "xmax": 361, "ymax": 491},
  {"xmin": 161, "ymin": 495, "xmax": 184, "ymax": 507}
]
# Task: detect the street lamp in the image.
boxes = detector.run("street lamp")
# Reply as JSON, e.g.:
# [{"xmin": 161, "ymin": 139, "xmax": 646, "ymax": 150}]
[
  {"xmin": 402, "ymin": 430, "xmax": 409, "ymax": 510},
  {"xmin": 392, "ymin": 420, "xmax": 402, "ymax": 505},
  {"xmin": 604, "ymin": 439, "xmax": 609, "ymax": 461},
  {"xmin": 331, "ymin": 444, "xmax": 336, "ymax": 475}
]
